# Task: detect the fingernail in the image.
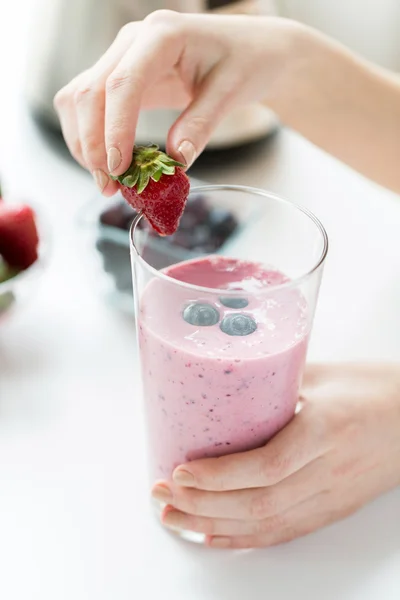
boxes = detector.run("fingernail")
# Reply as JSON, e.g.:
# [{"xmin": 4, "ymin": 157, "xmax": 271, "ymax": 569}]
[
  {"xmin": 92, "ymin": 169, "xmax": 109, "ymax": 192},
  {"xmin": 173, "ymin": 468, "xmax": 195, "ymax": 487},
  {"xmin": 209, "ymin": 537, "xmax": 231, "ymax": 549},
  {"xmin": 152, "ymin": 484, "xmax": 173, "ymax": 504},
  {"xmin": 107, "ymin": 147, "xmax": 122, "ymax": 173},
  {"xmin": 177, "ymin": 140, "xmax": 196, "ymax": 169}
]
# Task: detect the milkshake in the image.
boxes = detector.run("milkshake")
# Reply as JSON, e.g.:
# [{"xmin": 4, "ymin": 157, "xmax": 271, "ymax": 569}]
[{"xmin": 137, "ymin": 255, "xmax": 309, "ymax": 480}]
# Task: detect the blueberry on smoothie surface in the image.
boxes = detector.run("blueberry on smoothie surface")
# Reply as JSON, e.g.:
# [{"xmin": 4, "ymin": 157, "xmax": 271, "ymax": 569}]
[
  {"xmin": 220, "ymin": 314, "xmax": 257, "ymax": 336},
  {"xmin": 219, "ymin": 296, "xmax": 249, "ymax": 309},
  {"xmin": 183, "ymin": 303, "xmax": 220, "ymax": 326}
]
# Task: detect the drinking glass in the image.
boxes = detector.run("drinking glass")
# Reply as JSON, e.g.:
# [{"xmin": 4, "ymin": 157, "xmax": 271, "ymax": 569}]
[{"xmin": 130, "ymin": 185, "xmax": 328, "ymax": 543}]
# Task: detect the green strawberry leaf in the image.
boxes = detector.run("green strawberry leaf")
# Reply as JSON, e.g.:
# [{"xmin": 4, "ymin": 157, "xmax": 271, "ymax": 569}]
[
  {"xmin": 151, "ymin": 170, "xmax": 163, "ymax": 183},
  {"xmin": 112, "ymin": 145, "xmax": 185, "ymax": 193}
]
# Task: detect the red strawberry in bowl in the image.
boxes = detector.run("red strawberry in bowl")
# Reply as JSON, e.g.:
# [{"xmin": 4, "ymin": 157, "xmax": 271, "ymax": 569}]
[
  {"xmin": 0, "ymin": 204, "xmax": 39, "ymax": 270},
  {"xmin": 0, "ymin": 188, "xmax": 47, "ymax": 321},
  {"xmin": 111, "ymin": 145, "xmax": 190, "ymax": 236}
]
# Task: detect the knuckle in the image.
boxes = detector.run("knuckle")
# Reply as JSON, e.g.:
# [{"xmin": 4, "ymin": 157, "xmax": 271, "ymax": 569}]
[
  {"xmin": 53, "ymin": 87, "xmax": 68, "ymax": 110},
  {"xmin": 250, "ymin": 491, "xmax": 277, "ymax": 520},
  {"xmin": 177, "ymin": 490, "xmax": 198, "ymax": 515},
  {"xmin": 117, "ymin": 21, "xmax": 136, "ymax": 40},
  {"xmin": 258, "ymin": 513, "xmax": 287, "ymax": 535},
  {"xmin": 106, "ymin": 71, "xmax": 134, "ymax": 94},
  {"xmin": 267, "ymin": 451, "xmax": 292, "ymax": 484},
  {"xmin": 144, "ymin": 10, "xmax": 184, "ymax": 43},
  {"xmin": 73, "ymin": 83, "xmax": 100, "ymax": 105},
  {"xmin": 144, "ymin": 9, "xmax": 178, "ymax": 27},
  {"xmin": 331, "ymin": 457, "xmax": 357, "ymax": 479}
]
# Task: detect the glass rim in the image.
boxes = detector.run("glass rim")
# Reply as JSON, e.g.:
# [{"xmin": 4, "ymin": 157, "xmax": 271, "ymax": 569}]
[{"xmin": 130, "ymin": 184, "xmax": 328, "ymax": 296}]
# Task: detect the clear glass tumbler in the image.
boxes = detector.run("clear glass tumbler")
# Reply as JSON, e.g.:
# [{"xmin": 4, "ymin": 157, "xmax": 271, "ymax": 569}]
[{"xmin": 130, "ymin": 185, "xmax": 328, "ymax": 543}]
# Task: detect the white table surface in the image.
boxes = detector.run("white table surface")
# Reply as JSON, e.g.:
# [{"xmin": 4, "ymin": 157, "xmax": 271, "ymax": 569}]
[{"xmin": 1, "ymin": 4, "xmax": 400, "ymax": 600}]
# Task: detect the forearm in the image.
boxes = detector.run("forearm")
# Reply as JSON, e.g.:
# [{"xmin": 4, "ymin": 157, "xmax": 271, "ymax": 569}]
[{"xmin": 268, "ymin": 23, "xmax": 400, "ymax": 193}]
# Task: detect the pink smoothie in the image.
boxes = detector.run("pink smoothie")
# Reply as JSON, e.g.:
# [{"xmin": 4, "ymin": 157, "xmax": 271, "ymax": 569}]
[{"xmin": 137, "ymin": 256, "xmax": 308, "ymax": 480}]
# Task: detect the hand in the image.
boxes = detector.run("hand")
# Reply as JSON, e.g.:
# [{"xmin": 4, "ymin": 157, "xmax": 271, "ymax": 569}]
[
  {"xmin": 152, "ymin": 364, "xmax": 400, "ymax": 549},
  {"xmin": 53, "ymin": 10, "xmax": 300, "ymax": 194}
]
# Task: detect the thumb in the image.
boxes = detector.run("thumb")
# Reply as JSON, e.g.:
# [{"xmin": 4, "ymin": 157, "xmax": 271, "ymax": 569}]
[{"xmin": 166, "ymin": 67, "xmax": 238, "ymax": 168}]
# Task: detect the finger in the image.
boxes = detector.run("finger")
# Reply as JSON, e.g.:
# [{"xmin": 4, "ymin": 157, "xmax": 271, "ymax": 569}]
[
  {"xmin": 208, "ymin": 490, "xmax": 338, "ymax": 549},
  {"xmin": 105, "ymin": 17, "xmax": 185, "ymax": 176},
  {"xmin": 166, "ymin": 62, "xmax": 239, "ymax": 168},
  {"xmin": 161, "ymin": 507, "xmax": 264, "ymax": 537},
  {"xmin": 53, "ymin": 25, "xmax": 133, "ymax": 176},
  {"xmin": 74, "ymin": 83, "xmax": 116, "ymax": 194},
  {"xmin": 172, "ymin": 409, "xmax": 330, "ymax": 491},
  {"xmin": 153, "ymin": 458, "xmax": 326, "ymax": 520},
  {"xmin": 153, "ymin": 483, "xmax": 261, "ymax": 520},
  {"xmin": 54, "ymin": 87, "xmax": 85, "ymax": 168},
  {"xmin": 73, "ymin": 24, "xmax": 138, "ymax": 193}
]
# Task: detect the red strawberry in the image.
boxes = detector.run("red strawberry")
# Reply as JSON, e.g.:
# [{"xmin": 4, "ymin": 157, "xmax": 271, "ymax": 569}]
[
  {"xmin": 0, "ymin": 204, "xmax": 39, "ymax": 269},
  {"xmin": 111, "ymin": 145, "xmax": 190, "ymax": 236}
]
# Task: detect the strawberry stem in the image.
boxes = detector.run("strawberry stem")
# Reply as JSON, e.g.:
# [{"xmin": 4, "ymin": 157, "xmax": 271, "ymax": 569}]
[{"xmin": 110, "ymin": 145, "xmax": 185, "ymax": 194}]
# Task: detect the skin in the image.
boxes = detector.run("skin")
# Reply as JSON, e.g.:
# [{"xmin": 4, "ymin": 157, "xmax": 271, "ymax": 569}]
[
  {"xmin": 54, "ymin": 11, "xmax": 400, "ymax": 194},
  {"xmin": 54, "ymin": 11, "xmax": 400, "ymax": 547},
  {"xmin": 153, "ymin": 364, "xmax": 400, "ymax": 549}
]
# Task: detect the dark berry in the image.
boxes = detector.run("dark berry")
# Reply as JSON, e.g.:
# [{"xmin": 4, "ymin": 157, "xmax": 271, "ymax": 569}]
[
  {"xmin": 183, "ymin": 303, "xmax": 219, "ymax": 326},
  {"xmin": 187, "ymin": 195, "xmax": 208, "ymax": 219},
  {"xmin": 220, "ymin": 314, "xmax": 257, "ymax": 336},
  {"xmin": 99, "ymin": 200, "xmax": 137, "ymax": 230},
  {"xmin": 170, "ymin": 230, "xmax": 192, "ymax": 249},
  {"xmin": 207, "ymin": 208, "xmax": 237, "ymax": 244}
]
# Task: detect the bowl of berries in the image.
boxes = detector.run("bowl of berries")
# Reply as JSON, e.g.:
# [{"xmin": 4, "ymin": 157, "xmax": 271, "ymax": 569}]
[
  {"xmin": 79, "ymin": 178, "xmax": 264, "ymax": 314},
  {"xmin": 78, "ymin": 145, "xmax": 267, "ymax": 315},
  {"xmin": 0, "ymin": 186, "xmax": 49, "ymax": 322}
]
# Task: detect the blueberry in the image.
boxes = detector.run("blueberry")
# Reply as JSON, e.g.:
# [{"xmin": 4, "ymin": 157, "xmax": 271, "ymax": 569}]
[
  {"xmin": 219, "ymin": 297, "xmax": 249, "ymax": 309},
  {"xmin": 183, "ymin": 303, "xmax": 219, "ymax": 326},
  {"xmin": 220, "ymin": 314, "xmax": 257, "ymax": 336}
]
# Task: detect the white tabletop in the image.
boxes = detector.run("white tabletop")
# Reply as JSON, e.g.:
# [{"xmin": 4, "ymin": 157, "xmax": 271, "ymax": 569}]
[{"xmin": 1, "ymin": 5, "xmax": 400, "ymax": 599}]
